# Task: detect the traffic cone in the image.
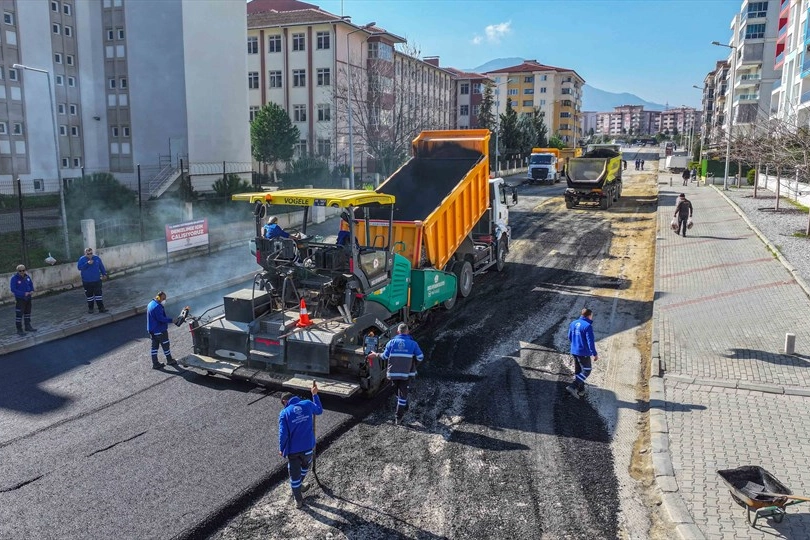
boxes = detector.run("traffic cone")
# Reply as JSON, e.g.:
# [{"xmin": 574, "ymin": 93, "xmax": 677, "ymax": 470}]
[{"xmin": 296, "ymin": 298, "xmax": 313, "ymax": 327}]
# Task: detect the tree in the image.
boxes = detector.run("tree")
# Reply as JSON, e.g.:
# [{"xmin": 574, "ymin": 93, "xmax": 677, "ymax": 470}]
[
  {"xmin": 250, "ymin": 102, "xmax": 299, "ymax": 182},
  {"xmin": 177, "ymin": 172, "xmax": 198, "ymax": 202},
  {"xmin": 548, "ymin": 134, "xmax": 566, "ymax": 150},
  {"xmin": 478, "ymin": 83, "xmax": 496, "ymax": 131},
  {"xmin": 516, "ymin": 114, "xmax": 536, "ymax": 156},
  {"xmin": 498, "ymin": 100, "xmax": 520, "ymax": 155},
  {"xmin": 530, "ymin": 108, "xmax": 548, "ymax": 148},
  {"xmin": 212, "ymin": 173, "xmax": 253, "ymax": 198}
]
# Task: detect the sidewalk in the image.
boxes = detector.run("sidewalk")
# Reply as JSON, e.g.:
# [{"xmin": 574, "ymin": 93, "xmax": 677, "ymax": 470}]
[
  {"xmin": 0, "ymin": 216, "xmax": 340, "ymax": 355},
  {"xmin": 652, "ymin": 179, "xmax": 810, "ymax": 538}
]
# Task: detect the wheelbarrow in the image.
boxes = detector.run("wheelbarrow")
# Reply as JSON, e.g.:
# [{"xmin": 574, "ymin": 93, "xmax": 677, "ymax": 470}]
[{"xmin": 717, "ymin": 466, "xmax": 810, "ymax": 527}]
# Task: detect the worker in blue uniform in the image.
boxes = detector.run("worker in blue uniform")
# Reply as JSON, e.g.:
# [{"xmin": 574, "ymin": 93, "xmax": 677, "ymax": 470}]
[
  {"xmin": 77, "ymin": 247, "xmax": 108, "ymax": 313},
  {"xmin": 279, "ymin": 381, "xmax": 323, "ymax": 509},
  {"xmin": 567, "ymin": 308, "xmax": 599, "ymax": 399},
  {"xmin": 369, "ymin": 323, "xmax": 425, "ymax": 424},
  {"xmin": 263, "ymin": 216, "xmax": 300, "ymax": 240},
  {"xmin": 10, "ymin": 264, "xmax": 36, "ymax": 335},
  {"xmin": 146, "ymin": 291, "xmax": 177, "ymax": 369}
]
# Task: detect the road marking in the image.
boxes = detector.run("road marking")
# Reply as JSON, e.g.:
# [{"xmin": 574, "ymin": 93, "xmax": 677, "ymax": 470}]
[{"xmin": 660, "ymin": 280, "xmax": 796, "ymax": 310}]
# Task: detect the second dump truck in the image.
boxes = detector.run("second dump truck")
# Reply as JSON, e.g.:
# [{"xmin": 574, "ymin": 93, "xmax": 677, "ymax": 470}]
[
  {"xmin": 564, "ymin": 144, "xmax": 623, "ymax": 210},
  {"xmin": 180, "ymin": 130, "xmax": 517, "ymax": 397}
]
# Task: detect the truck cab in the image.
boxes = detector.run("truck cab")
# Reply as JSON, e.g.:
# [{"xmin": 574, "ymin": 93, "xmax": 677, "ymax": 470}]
[{"xmin": 526, "ymin": 151, "xmax": 558, "ymax": 184}]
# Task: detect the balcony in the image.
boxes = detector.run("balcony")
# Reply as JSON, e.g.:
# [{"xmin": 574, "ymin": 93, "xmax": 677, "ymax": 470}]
[
  {"xmin": 802, "ymin": 91, "xmax": 810, "ymax": 104},
  {"xmin": 775, "ymin": 51, "xmax": 785, "ymax": 67},
  {"xmin": 738, "ymin": 73, "xmax": 761, "ymax": 86},
  {"xmin": 803, "ymin": 59, "xmax": 810, "ymax": 78},
  {"xmin": 734, "ymin": 93, "xmax": 759, "ymax": 104},
  {"xmin": 779, "ymin": 24, "xmax": 788, "ymax": 38},
  {"xmin": 773, "ymin": 77, "xmax": 782, "ymax": 89}
]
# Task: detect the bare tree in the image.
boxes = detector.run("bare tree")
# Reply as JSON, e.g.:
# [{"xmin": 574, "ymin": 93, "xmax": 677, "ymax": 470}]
[{"xmin": 332, "ymin": 41, "xmax": 452, "ymax": 181}]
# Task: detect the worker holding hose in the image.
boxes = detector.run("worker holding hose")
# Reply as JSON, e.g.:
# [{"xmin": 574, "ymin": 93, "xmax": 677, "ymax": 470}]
[{"xmin": 279, "ymin": 381, "xmax": 322, "ymax": 509}]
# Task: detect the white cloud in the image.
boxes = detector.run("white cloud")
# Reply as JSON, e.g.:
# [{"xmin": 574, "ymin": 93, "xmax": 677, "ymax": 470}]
[
  {"xmin": 472, "ymin": 35, "xmax": 483, "ymax": 45},
  {"xmin": 473, "ymin": 21, "xmax": 511, "ymax": 45}
]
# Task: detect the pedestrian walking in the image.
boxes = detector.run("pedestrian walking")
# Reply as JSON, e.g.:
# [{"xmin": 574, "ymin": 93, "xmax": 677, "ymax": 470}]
[
  {"xmin": 146, "ymin": 291, "xmax": 177, "ymax": 369},
  {"xmin": 682, "ymin": 169, "xmax": 690, "ymax": 186},
  {"xmin": 690, "ymin": 167, "xmax": 697, "ymax": 182},
  {"xmin": 674, "ymin": 193, "xmax": 693, "ymax": 237},
  {"xmin": 77, "ymin": 247, "xmax": 108, "ymax": 313},
  {"xmin": 640, "ymin": 159, "xmax": 645, "ymax": 170},
  {"xmin": 622, "ymin": 159, "xmax": 627, "ymax": 170},
  {"xmin": 566, "ymin": 308, "xmax": 598, "ymax": 399},
  {"xmin": 634, "ymin": 159, "xmax": 640, "ymax": 170},
  {"xmin": 368, "ymin": 323, "xmax": 425, "ymax": 425},
  {"xmin": 10, "ymin": 264, "xmax": 36, "ymax": 336},
  {"xmin": 279, "ymin": 381, "xmax": 323, "ymax": 509}
]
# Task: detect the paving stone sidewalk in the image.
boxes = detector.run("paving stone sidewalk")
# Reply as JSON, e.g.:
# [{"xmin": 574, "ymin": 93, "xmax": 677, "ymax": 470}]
[
  {"xmin": 653, "ymin": 179, "xmax": 810, "ymax": 538},
  {"xmin": 0, "ymin": 217, "xmax": 340, "ymax": 355}
]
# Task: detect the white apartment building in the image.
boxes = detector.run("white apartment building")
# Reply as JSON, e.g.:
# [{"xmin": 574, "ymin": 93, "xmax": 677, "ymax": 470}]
[
  {"xmin": 0, "ymin": 0, "xmax": 250, "ymax": 195},
  {"xmin": 246, "ymin": 0, "xmax": 453, "ymax": 177},
  {"xmin": 770, "ymin": 0, "xmax": 810, "ymax": 126}
]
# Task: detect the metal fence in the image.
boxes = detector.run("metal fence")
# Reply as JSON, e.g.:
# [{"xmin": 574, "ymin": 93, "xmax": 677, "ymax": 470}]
[{"xmin": 0, "ymin": 161, "xmax": 255, "ymax": 271}]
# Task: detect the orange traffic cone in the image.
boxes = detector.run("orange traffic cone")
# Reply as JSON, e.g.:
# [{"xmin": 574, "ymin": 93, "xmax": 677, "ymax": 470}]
[{"xmin": 296, "ymin": 298, "xmax": 313, "ymax": 327}]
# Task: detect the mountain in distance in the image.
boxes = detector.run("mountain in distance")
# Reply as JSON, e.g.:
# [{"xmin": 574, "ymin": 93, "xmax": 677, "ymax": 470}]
[{"xmin": 469, "ymin": 58, "xmax": 666, "ymax": 112}]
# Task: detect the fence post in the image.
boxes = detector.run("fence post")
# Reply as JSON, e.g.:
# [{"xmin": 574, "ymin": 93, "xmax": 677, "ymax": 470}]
[
  {"xmin": 81, "ymin": 166, "xmax": 85, "ymax": 179},
  {"xmin": 223, "ymin": 161, "xmax": 226, "ymax": 181},
  {"xmin": 137, "ymin": 164, "xmax": 144, "ymax": 242},
  {"xmin": 16, "ymin": 177, "xmax": 28, "ymax": 268}
]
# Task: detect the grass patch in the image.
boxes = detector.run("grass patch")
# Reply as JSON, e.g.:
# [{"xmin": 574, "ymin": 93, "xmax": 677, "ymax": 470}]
[{"xmin": 792, "ymin": 232, "xmax": 809, "ymax": 238}]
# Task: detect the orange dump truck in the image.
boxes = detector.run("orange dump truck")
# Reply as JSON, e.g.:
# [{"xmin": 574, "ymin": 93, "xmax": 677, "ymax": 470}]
[{"xmin": 360, "ymin": 129, "xmax": 518, "ymax": 305}]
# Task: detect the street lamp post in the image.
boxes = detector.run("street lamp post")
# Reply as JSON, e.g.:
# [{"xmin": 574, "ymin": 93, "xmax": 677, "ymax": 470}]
[
  {"xmin": 14, "ymin": 63, "xmax": 70, "ymax": 258},
  {"xmin": 345, "ymin": 22, "xmax": 375, "ymax": 190},
  {"xmin": 711, "ymin": 41, "xmax": 737, "ymax": 190}
]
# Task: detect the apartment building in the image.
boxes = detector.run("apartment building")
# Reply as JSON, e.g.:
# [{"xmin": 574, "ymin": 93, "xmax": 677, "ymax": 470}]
[
  {"xmin": 770, "ymin": 0, "xmax": 810, "ymax": 126},
  {"xmin": 580, "ymin": 111, "xmax": 597, "ymax": 137},
  {"xmin": 0, "ymin": 0, "xmax": 250, "ymax": 194},
  {"xmin": 659, "ymin": 107, "xmax": 700, "ymax": 136},
  {"xmin": 445, "ymin": 67, "xmax": 490, "ymax": 129},
  {"xmin": 484, "ymin": 60, "xmax": 585, "ymax": 143},
  {"xmin": 699, "ymin": 61, "xmax": 723, "ymax": 151},
  {"xmin": 595, "ymin": 105, "xmax": 660, "ymax": 136},
  {"xmin": 246, "ymin": 0, "xmax": 454, "ymax": 176}
]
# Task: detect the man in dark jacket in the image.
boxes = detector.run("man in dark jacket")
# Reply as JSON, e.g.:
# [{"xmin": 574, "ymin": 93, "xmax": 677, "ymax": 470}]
[
  {"xmin": 368, "ymin": 323, "xmax": 425, "ymax": 424},
  {"xmin": 682, "ymin": 169, "xmax": 690, "ymax": 186},
  {"xmin": 10, "ymin": 264, "xmax": 36, "ymax": 335},
  {"xmin": 146, "ymin": 291, "xmax": 177, "ymax": 369},
  {"xmin": 674, "ymin": 193, "xmax": 693, "ymax": 237},
  {"xmin": 279, "ymin": 381, "xmax": 323, "ymax": 509},
  {"xmin": 77, "ymin": 247, "xmax": 108, "ymax": 313},
  {"xmin": 566, "ymin": 308, "xmax": 598, "ymax": 399}
]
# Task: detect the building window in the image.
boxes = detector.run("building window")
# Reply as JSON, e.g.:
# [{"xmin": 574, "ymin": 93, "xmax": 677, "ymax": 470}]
[
  {"xmin": 247, "ymin": 36, "xmax": 258, "ymax": 54},
  {"xmin": 4, "ymin": 12, "xmax": 14, "ymax": 25},
  {"xmin": 268, "ymin": 35, "xmax": 281, "ymax": 53},
  {"xmin": 64, "ymin": 26, "xmax": 73, "ymax": 37},
  {"xmin": 248, "ymin": 71, "xmax": 259, "ymax": 89},
  {"xmin": 8, "ymin": 68, "xmax": 17, "ymax": 81},
  {"xmin": 66, "ymin": 55, "xmax": 74, "ymax": 65},
  {"xmin": 109, "ymin": 78, "xmax": 116, "ymax": 89},
  {"xmin": 508, "ymin": 88, "xmax": 518, "ymax": 96},
  {"xmin": 52, "ymin": 1, "xmax": 59, "ymax": 12},
  {"xmin": 473, "ymin": 104, "xmax": 481, "ymax": 116},
  {"xmin": 296, "ymin": 139, "xmax": 307, "ymax": 157},
  {"xmin": 107, "ymin": 28, "xmax": 114, "ymax": 41},
  {"xmin": 63, "ymin": 3, "xmax": 72, "ymax": 16},
  {"xmin": 316, "ymin": 31, "xmax": 330, "ymax": 50},
  {"xmin": 117, "ymin": 28, "xmax": 124, "ymax": 40},
  {"xmin": 524, "ymin": 76, "xmax": 534, "ymax": 83},
  {"xmin": 460, "ymin": 105, "xmax": 469, "ymax": 116},
  {"xmin": 473, "ymin": 83, "xmax": 482, "ymax": 94},
  {"xmin": 249, "ymin": 106, "xmax": 259, "ymax": 122},
  {"xmin": 745, "ymin": 23, "xmax": 765, "ymax": 39},
  {"xmin": 524, "ymin": 88, "xmax": 534, "ymax": 94},
  {"xmin": 523, "ymin": 100, "xmax": 534, "ymax": 107},
  {"xmin": 66, "ymin": 77, "xmax": 74, "ymax": 89},
  {"xmin": 73, "ymin": 157, "xmax": 81, "ymax": 167},
  {"xmin": 316, "ymin": 68, "xmax": 330, "ymax": 86},
  {"xmin": 123, "ymin": 126, "xmax": 130, "ymax": 137},
  {"xmin": 540, "ymin": 87, "xmax": 547, "ymax": 93},
  {"xmin": 293, "ymin": 104, "xmax": 306, "ymax": 122},
  {"xmin": 69, "ymin": 104, "xmax": 77, "ymax": 115},
  {"xmin": 317, "ymin": 104, "xmax": 331, "ymax": 121},
  {"xmin": 292, "ymin": 69, "xmax": 306, "ymax": 87},
  {"xmin": 111, "ymin": 126, "xmax": 119, "ymax": 137},
  {"xmin": 53, "ymin": 23, "xmax": 61, "ymax": 35},
  {"xmin": 120, "ymin": 77, "xmax": 127, "ymax": 88},
  {"xmin": 62, "ymin": 157, "xmax": 69, "ymax": 167},
  {"xmin": 269, "ymin": 70, "xmax": 282, "ymax": 88},
  {"xmin": 12, "ymin": 123, "xmax": 22, "ymax": 135},
  {"xmin": 460, "ymin": 83, "xmax": 470, "ymax": 95},
  {"xmin": 368, "ymin": 42, "xmax": 393, "ymax": 61},
  {"xmin": 292, "ymin": 33, "xmax": 305, "ymax": 51},
  {"xmin": 56, "ymin": 75, "xmax": 64, "ymax": 86},
  {"xmin": 747, "ymin": 2, "xmax": 767, "ymax": 18},
  {"xmin": 317, "ymin": 138, "xmax": 331, "ymax": 156},
  {"xmin": 71, "ymin": 126, "xmax": 79, "ymax": 136},
  {"xmin": 58, "ymin": 103, "xmax": 66, "ymax": 114},
  {"xmin": 0, "ymin": 122, "xmax": 6, "ymax": 134},
  {"xmin": 540, "ymin": 75, "xmax": 547, "ymax": 81},
  {"xmin": 55, "ymin": 53, "xmax": 62, "ymax": 64}
]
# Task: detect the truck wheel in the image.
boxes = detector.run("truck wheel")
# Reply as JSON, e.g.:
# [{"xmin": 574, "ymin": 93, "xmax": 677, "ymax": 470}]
[
  {"xmin": 565, "ymin": 199, "xmax": 574, "ymax": 209},
  {"xmin": 442, "ymin": 290, "xmax": 457, "ymax": 310},
  {"xmin": 599, "ymin": 196, "xmax": 609, "ymax": 210},
  {"xmin": 455, "ymin": 260, "xmax": 474, "ymax": 298},
  {"xmin": 495, "ymin": 239, "xmax": 507, "ymax": 272}
]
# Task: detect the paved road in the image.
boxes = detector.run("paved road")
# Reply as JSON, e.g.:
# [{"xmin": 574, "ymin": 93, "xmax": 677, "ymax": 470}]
[{"xmin": 0, "ymin": 283, "xmax": 371, "ymax": 540}]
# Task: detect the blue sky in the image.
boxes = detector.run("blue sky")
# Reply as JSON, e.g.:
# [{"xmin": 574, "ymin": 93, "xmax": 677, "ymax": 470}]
[{"xmin": 314, "ymin": 0, "xmax": 743, "ymax": 108}]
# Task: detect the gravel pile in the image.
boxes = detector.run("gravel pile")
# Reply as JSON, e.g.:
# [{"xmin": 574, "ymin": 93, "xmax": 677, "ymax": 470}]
[{"xmin": 722, "ymin": 185, "xmax": 810, "ymax": 283}]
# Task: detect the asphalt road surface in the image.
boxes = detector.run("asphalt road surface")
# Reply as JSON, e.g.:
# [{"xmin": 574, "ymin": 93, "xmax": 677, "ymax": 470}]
[
  {"xmin": 0, "ymin": 285, "xmax": 377, "ymax": 539},
  {"xmin": 212, "ymin": 169, "xmax": 666, "ymax": 538}
]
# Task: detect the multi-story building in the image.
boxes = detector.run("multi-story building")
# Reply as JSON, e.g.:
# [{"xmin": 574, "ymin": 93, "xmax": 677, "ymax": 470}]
[
  {"xmin": 484, "ymin": 60, "xmax": 585, "ymax": 143},
  {"xmin": 594, "ymin": 105, "xmax": 661, "ymax": 136},
  {"xmin": 0, "ymin": 0, "xmax": 250, "ymax": 194},
  {"xmin": 699, "ymin": 61, "xmax": 723, "ymax": 151},
  {"xmin": 445, "ymin": 67, "xmax": 490, "ymax": 129},
  {"xmin": 771, "ymin": 0, "xmax": 810, "ymax": 125},
  {"xmin": 246, "ymin": 0, "xmax": 453, "ymax": 178},
  {"xmin": 580, "ymin": 111, "xmax": 597, "ymax": 137},
  {"xmin": 659, "ymin": 107, "xmax": 700, "ymax": 136}
]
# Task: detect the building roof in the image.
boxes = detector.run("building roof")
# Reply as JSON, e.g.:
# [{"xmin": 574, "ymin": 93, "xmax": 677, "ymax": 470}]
[
  {"xmin": 247, "ymin": 0, "xmax": 320, "ymax": 15},
  {"xmin": 445, "ymin": 67, "xmax": 490, "ymax": 80},
  {"xmin": 484, "ymin": 60, "xmax": 584, "ymax": 82}
]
